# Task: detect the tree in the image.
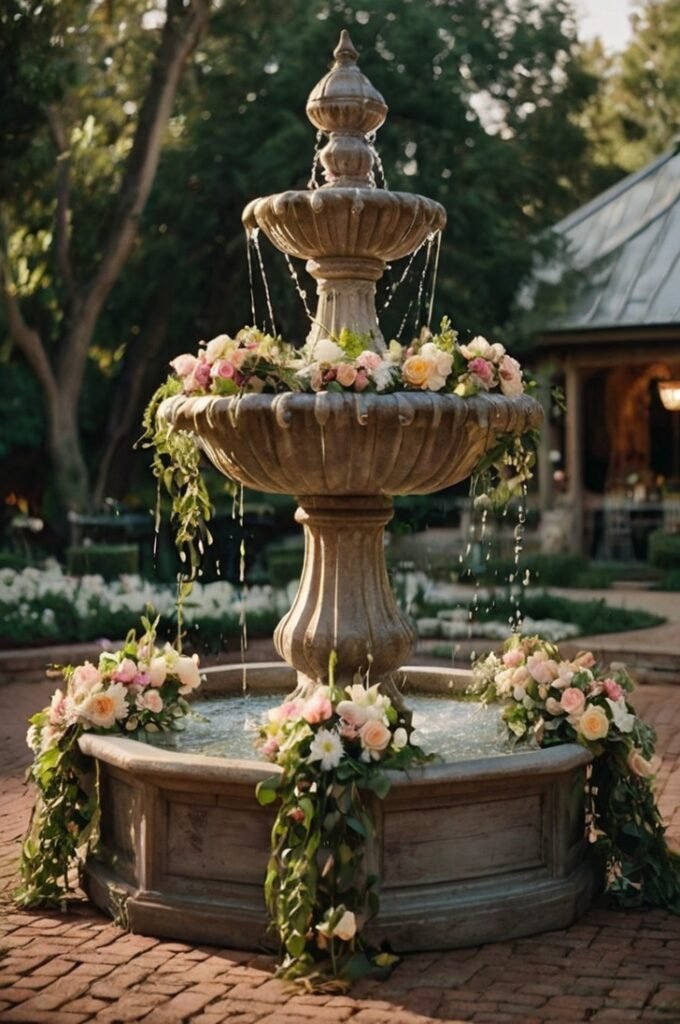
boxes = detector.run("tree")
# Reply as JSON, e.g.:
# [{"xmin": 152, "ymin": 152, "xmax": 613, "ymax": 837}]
[
  {"xmin": 2, "ymin": 0, "xmax": 608, "ymax": 522},
  {"xmin": 0, "ymin": 0, "xmax": 209, "ymax": 517},
  {"xmin": 581, "ymin": 0, "xmax": 680, "ymax": 174}
]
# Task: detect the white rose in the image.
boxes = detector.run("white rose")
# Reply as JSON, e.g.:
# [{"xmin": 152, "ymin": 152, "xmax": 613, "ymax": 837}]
[
  {"xmin": 205, "ymin": 334, "xmax": 234, "ymax": 364},
  {"xmin": 148, "ymin": 657, "xmax": 168, "ymax": 688},
  {"xmin": 309, "ymin": 337, "xmax": 346, "ymax": 363},
  {"xmin": 175, "ymin": 654, "xmax": 201, "ymax": 694}
]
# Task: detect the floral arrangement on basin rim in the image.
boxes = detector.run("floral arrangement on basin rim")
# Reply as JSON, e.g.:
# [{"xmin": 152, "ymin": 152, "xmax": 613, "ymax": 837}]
[
  {"xmin": 254, "ymin": 653, "xmax": 432, "ymax": 985},
  {"xmin": 166, "ymin": 318, "xmax": 524, "ymax": 399},
  {"xmin": 16, "ymin": 616, "xmax": 201, "ymax": 908},
  {"xmin": 469, "ymin": 635, "xmax": 680, "ymax": 911}
]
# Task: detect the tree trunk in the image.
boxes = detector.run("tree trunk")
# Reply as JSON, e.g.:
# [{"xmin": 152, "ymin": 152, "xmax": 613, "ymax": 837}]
[{"xmin": 46, "ymin": 399, "xmax": 90, "ymax": 515}]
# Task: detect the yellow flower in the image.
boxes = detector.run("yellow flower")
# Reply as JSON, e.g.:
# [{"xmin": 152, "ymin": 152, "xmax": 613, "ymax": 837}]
[{"xmin": 578, "ymin": 704, "xmax": 609, "ymax": 741}]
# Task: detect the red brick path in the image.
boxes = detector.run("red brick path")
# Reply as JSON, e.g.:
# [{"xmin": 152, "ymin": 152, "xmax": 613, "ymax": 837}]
[{"xmin": 1, "ymin": 675, "xmax": 680, "ymax": 1024}]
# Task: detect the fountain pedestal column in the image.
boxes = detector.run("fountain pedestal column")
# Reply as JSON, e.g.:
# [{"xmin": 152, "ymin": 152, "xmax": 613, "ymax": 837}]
[
  {"xmin": 274, "ymin": 495, "xmax": 416, "ymax": 687},
  {"xmin": 306, "ymin": 255, "xmax": 384, "ymax": 350}
]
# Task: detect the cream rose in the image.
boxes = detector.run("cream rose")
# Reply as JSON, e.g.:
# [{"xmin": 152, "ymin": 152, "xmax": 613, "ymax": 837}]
[
  {"xmin": 147, "ymin": 657, "xmax": 168, "ymax": 688},
  {"xmin": 499, "ymin": 354, "xmax": 523, "ymax": 397},
  {"xmin": 205, "ymin": 334, "xmax": 234, "ymax": 364},
  {"xmin": 578, "ymin": 704, "xmax": 609, "ymax": 741},
  {"xmin": 333, "ymin": 910, "xmax": 357, "ymax": 941},
  {"xmin": 137, "ymin": 690, "xmax": 163, "ymax": 714}
]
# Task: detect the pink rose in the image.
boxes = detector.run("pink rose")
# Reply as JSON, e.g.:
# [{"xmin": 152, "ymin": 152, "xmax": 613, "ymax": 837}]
[
  {"xmin": 354, "ymin": 369, "xmax": 369, "ymax": 392},
  {"xmin": 336, "ymin": 700, "xmax": 368, "ymax": 728},
  {"xmin": 261, "ymin": 737, "xmax": 280, "ymax": 759},
  {"xmin": 502, "ymin": 648, "xmax": 524, "ymax": 668},
  {"xmin": 356, "ymin": 351, "xmax": 382, "ymax": 371},
  {"xmin": 359, "ymin": 719, "xmax": 391, "ymax": 753},
  {"xmin": 211, "ymin": 359, "xmax": 237, "ymax": 380},
  {"xmin": 302, "ymin": 692, "xmax": 332, "ymax": 724},
  {"xmin": 603, "ymin": 679, "xmax": 623, "ymax": 701},
  {"xmin": 112, "ymin": 658, "xmax": 138, "ymax": 684},
  {"xmin": 527, "ymin": 654, "xmax": 560, "ymax": 685},
  {"xmin": 467, "ymin": 357, "xmax": 494, "ymax": 388},
  {"xmin": 185, "ymin": 354, "xmax": 212, "ymax": 392},
  {"xmin": 335, "ymin": 363, "xmax": 358, "ymax": 388},
  {"xmin": 169, "ymin": 353, "xmax": 198, "ymax": 378},
  {"xmin": 71, "ymin": 662, "xmax": 102, "ymax": 693},
  {"xmin": 560, "ymin": 687, "xmax": 586, "ymax": 716},
  {"xmin": 498, "ymin": 355, "xmax": 523, "ymax": 397},
  {"xmin": 136, "ymin": 690, "xmax": 163, "ymax": 714}
]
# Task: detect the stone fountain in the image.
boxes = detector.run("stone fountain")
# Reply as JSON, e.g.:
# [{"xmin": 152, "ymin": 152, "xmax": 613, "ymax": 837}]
[{"xmin": 80, "ymin": 33, "xmax": 596, "ymax": 950}]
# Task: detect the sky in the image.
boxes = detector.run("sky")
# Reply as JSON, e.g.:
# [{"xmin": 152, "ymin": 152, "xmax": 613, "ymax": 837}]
[{"xmin": 577, "ymin": 0, "xmax": 636, "ymax": 51}]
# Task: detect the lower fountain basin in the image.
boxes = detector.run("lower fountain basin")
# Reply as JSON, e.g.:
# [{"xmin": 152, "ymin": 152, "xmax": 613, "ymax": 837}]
[{"xmin": 80, "ymin": 663, "xmax": 597, "ymax": 951}]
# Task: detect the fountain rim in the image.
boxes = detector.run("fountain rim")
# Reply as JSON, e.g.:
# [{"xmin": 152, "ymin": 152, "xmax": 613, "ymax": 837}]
[
  {"xmin": 159, "ymin": 389, "xmax": 544, "ymax": 423},
  {"xmin": 78, "ymin": 662, "xmax": 592, "ymax": 786}
]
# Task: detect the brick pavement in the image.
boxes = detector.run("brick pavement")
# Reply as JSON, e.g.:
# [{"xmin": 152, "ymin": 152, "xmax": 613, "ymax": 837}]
[{"xmin": 2, "ymin": 672, "xmax": 680, "ymax": 1024}]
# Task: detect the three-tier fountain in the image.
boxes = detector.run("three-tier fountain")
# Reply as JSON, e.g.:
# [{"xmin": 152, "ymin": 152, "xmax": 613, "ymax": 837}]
[{"xmin": 80, "ymin": 32, "xmax": 596, "ymax": 950}]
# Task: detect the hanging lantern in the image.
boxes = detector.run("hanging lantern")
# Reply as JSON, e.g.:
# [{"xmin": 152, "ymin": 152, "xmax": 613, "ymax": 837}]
[{"xmin": 658, "ymin": 381, "xmax": 680, "ymax": 411}]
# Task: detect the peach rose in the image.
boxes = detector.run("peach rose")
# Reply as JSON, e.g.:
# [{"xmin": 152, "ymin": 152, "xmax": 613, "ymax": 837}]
[
  {"xmin": 578, "ymin": 704, "xmax": 609, "ymax": 741},
  {"xmin": 337, "ymin": 700, "xmax": 369, "ymax": 728},
  {"xmin": 560, "ymin": 687, "xmax": 586, "ymax": 716},
  {"xmin": 335, "ymin": 363, "xmax": 358, "ymax": 387},
  {"xmin": 545, "ymin": 697, "xmax": 564, "ymax": 716},
  {"xmin": 627, "ymin": 748, "xmax": 658, "ymax": 778},
  {"xmin": 574, "ymin": 651, "xmax": 595, "ymax": 669},
  {"xmin": 402, "ymin": 354, "xmax": 432, "ymax": 388},
  {"xmin": 81, "ymin": 683, "xmax": 128, "ymax": 729},
  {"xmin": 359, "ymin": 719, "xmax": 391, "ymax": 754},
  {"xmin": 136, "ymin": 690, "xmax": 163, "ymax": 714}
]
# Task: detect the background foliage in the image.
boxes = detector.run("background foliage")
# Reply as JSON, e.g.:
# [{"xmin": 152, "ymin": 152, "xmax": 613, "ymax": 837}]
[{"xmin": 0, "ymin": 0, "xmax": 676, "ymax": 544}]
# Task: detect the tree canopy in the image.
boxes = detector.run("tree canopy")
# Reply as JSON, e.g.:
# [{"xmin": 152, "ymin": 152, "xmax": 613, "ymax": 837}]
[{"xmin": 0, "ymin": 0, "xmax": 667, "ymax": 533}]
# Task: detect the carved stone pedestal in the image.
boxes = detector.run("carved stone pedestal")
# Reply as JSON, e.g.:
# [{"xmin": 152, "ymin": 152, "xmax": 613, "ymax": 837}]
[{"xmin": 274, "ymin": 495, "xmax": 416, "ymax": 687}]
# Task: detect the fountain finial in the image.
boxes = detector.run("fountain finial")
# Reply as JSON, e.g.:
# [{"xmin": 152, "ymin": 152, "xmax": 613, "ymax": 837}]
[
  {"xmin": 306, "ymin": 31, "xmax": 387, "ymax": 187},
  {"xmin": 333, "ymin": 29, "xmax": 358, "ymax": 64}
]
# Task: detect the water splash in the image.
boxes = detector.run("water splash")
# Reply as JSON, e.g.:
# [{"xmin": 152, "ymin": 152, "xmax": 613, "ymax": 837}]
[
  {"xmin": 366, "ymin": 131, "xmax": 388, "ymax": 189},
  {"xmin": 307, "ymin": 130, "xmax": 326, "ymax": 189},
  {"xmin": 396, "ymin": 237, "xmax": 435, "ymax": 341}
]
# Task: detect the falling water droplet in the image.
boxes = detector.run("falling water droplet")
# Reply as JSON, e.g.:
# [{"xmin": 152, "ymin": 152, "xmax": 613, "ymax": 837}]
[
  {"xmin": 307, "ymin": 130, "xmax": 325, "ymax": 189},
  {"xmin": 284, "ymin": 253, "xmax": 314, "ymax": 322}
]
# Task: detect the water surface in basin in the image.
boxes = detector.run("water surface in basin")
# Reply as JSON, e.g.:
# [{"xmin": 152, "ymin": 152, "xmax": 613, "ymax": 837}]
[{"xmin": 154, "ymin": 693, "xmax": 526, "ymax": 763}]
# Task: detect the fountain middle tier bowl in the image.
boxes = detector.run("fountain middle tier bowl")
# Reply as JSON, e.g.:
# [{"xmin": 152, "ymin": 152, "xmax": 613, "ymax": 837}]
[
  {"xmin": 161, "ymin": 391, "xmax": 542, "ymax": 496},
  {"xmin": 242, "ymin": 188, "xmax": 446, "ymax": 263}
]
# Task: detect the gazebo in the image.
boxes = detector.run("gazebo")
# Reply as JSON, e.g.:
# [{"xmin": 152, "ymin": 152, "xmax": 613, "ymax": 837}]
[{"xmin": 528, "ymin": 141, "xmax": 680, "ymax": 556}]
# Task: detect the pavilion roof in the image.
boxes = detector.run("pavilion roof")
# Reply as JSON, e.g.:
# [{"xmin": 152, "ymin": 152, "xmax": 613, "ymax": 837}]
[{"xmin": 533, "ymin": 142, "xmax": 680, "ymax": 333}]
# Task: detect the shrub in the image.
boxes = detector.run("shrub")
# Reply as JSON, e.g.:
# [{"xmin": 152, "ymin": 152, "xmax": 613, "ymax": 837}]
[
  {"xmin": 648, "ymin": 531, "xmax": 680, "ymax": 571},
  {"xmin": 67, "ymin": 544, "xmax": 139, "ymax": 579}
]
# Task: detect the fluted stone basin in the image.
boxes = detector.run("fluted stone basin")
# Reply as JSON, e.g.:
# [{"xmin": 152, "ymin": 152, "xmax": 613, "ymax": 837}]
[
  {"xmin": 243, "ymin": 189, "xmax": 446, "ymax": 263},
  {"xmin": 161, "ymin": 391, "xmax": 542, "ymax": 497},
  {"xmin": 81, "ymin": 663, "xmax": 596, "ymax": 951}
]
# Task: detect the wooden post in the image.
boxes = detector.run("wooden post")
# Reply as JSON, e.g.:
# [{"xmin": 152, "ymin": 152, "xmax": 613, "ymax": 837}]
[{"xmin": 565, "ymin": 363, "xmax": 584, "ymax": 553}]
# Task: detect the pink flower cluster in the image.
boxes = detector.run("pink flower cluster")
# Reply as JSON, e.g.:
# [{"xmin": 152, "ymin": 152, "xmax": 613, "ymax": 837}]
[{"xmin": 257, "ymin": 681, "xmax": 409, "ymax": 771}]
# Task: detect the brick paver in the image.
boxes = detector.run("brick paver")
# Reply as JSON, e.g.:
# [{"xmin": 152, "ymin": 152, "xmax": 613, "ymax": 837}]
[{"xmin": 2, "ymin": 639, "xmax": 680, "ymax": 1024}]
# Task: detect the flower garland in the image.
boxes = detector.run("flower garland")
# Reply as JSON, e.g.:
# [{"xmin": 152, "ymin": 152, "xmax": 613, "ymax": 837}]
[
  {"xmin": 16, "ymin": 617, "xmax": 201, "ymax": 908},
  {"xmin": 469, "ymin": 635, "xmax": 680, "ymax": 911},
  {"xmin": 254, "ymin": 654, "xmax": 431, "ymax": 985}
]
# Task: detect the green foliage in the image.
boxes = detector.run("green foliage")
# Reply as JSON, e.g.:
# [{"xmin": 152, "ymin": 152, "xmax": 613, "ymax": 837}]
[
  {"xmin": 581, "ymin": 0, "xmax": 680, "ymax": 175},
  {"xmin": 648, "ymin": 530, "xmax": 680, "ymax": 571},
  {"xmin": 138, "ymin": 377, "xmax": 215, "ymax": 638}
]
